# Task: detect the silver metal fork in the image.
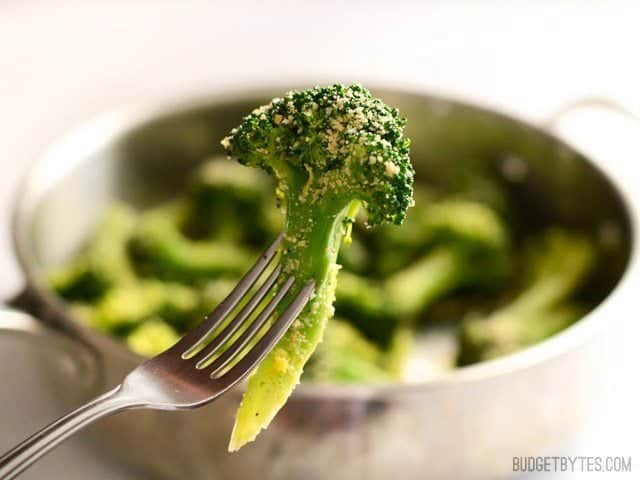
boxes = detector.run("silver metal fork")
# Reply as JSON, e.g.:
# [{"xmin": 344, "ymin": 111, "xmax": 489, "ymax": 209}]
[{"xmin": 0, "ymin": 234, "xmax": 314, "ymax": 480}]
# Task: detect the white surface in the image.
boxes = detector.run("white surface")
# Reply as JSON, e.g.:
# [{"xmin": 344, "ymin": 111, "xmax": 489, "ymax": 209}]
[{"xmin": 1, "ymin": 1, "xmax": 639, "ymax": 478}]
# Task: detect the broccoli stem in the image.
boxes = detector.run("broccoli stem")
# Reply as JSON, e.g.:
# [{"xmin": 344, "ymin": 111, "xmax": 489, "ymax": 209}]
[
  {"xmin": 385, "ymin": 246, "xmax": 462, "ymax": 317},
  {"xmin": 229, "ymin": 198, "xmax": 355, "ymax": 451},
  {"xmin": 458, "ymin": 304, "xmax": 584, "ymax": 364}
]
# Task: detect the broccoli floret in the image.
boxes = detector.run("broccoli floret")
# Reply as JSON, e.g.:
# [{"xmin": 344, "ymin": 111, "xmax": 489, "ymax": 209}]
[
  {"xmin": 458, "ymin": 229, "xmax": 595, "ymax": 365},
  {"xmin": 383, "ymin": 327, "xmax": 414, "ymax": 379},
  {"xmin": 223, "ymin": 84, "xmax": 413, "ymax": 450},
  {"xmin": 49, "ymin": 204, "xmax": 136, "ymax": 301}
]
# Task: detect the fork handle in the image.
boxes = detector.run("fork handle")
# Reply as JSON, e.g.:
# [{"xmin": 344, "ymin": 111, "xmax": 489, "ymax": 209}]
[{"xmin": 0, "ymin": 385, "xmax": 139, "ymax": 480}]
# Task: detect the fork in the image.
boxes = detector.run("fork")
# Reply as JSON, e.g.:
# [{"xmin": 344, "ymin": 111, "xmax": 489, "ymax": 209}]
[{"xmin": 0, "ymin": 234, "xmax": 314, "ymax": 480}]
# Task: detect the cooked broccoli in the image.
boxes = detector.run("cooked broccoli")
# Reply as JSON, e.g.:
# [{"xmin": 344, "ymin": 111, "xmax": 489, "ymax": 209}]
[
  {"xmin": 458, "ymin": 229, "xmax": 594, "ymax": 364},
  {"xmin": 94, "ymin": 280, "xmax": 201, "ymax": 333},
  {"xmin": 305, "ymin": 319, "xmax": 414, "ymax": 383},
  {"xmin": 49, "ymin": 204, "xmax": 136, "ymax": 300},
  {"xmin": 181, "ymin": 157, "xmax": 282, "ymax": 243},
  {"xmin": 385, "ymin": 199, "xmax": 510, "ymax": 315},
  {"xmin": 335, "ymin": 199, "xmax": 510, "ymax": 344},
  {"xmin": 129, "ymin": 205, "xmax": 254, "ymax": 283},
  {"xmin": 305, "ymin": 319, "xmax": 392, "ymax": 383},
  {"xmin": 223, "ymin": 84, "xmax": 413, "ymax": 450},
  {"xmin": 126, "ymin": 319, "xmax": 180, "ymax": 357}
]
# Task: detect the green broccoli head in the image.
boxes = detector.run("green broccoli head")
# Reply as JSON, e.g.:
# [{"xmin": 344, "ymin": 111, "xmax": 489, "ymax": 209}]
[{"xmin": 223, "ymin": 84, "xmax": 413, "ymax": 227}]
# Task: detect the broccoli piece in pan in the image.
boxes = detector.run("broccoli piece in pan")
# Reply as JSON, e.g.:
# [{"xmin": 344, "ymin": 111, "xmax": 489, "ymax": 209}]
[
  {"xmin": 305, "ymin": 318, "xmax": 392, "ymax": 383},
  {"xmin": 385, "ymin": 199, "xmax": 510, "ymax": 315},
  {"xmin": 129, "ymin": 205, "xmax": 254, "ymax": 283},
  {"xmin": 49, "ymin": 204, "xmax": 136, "ymax": 301},
  {"xmin": 126, "ymin": 319, "xmax": 180, "ymax": 357},
  {"xmin": 458, "ymin": 229, "xmax": 595, "ymax": 365},
  {"xmin": 334, "ymin": 199, "xmax": 510, "ymax": 344},
  {"xmin": 305, "ymin": 319, "xmax": 414, "ymax": 383},
  {"xmin": 94, "ymin": 280, "xmax": 201, "ymax": 333},
  {"xmin": 223, "ymin": 84, "xmax": 414, "ymax": 450},
  {"xmin": 181, "ymin": 157, "xmax": 282, "ymax": 243}
]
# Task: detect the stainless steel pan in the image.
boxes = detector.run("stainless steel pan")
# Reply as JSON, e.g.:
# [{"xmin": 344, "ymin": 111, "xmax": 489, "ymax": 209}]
[{"xmin": 1, "ymin": 88, "xmax": 637, "ymax": 479}]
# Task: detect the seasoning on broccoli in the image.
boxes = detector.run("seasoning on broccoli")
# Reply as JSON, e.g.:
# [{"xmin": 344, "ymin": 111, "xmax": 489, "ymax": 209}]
[
  {"xmin": 457, "ymin": 229, "xmax": 594, "ymax": 364},
  {"xmin": 223, "ymin": 84, "xmax": 414, "ymax": 451}
]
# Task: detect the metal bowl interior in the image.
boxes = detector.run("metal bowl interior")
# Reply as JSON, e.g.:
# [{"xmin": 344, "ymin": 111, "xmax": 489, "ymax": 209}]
[{"xmin": 13, "ymin": 87, "xmax": 634, "ymax": 395}]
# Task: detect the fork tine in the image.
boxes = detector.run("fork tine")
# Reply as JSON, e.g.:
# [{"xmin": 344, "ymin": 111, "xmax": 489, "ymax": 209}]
[
  {"xmin": 202, "ymin": 276, "xmax": 296, "ymax": 372},
  {"xmin": 212, "ymin": 280, "xmax": 315, "ymax": 386},
  {"xmin": 180, "ymin": 233, "xmax": 283, "ymax": 356},
  {"xmin": 189, "ymin": 264, "xmax": 282, "ymax": 364}
]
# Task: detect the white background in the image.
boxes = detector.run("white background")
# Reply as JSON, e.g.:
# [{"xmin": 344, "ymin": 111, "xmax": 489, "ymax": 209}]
[{"xmin": 0, "ymin": 1, "xmax": 639, "ymax": 478}]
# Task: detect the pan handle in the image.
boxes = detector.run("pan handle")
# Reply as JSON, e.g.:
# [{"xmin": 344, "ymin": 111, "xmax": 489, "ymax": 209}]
[
  {"xmin": 544, "ymin": 96, "xmax": 640, "ymax": 130},
  {"xmin": 0, "ymin": 304, "xmax": 98, "ymax": 389},
  {"xmin": 543, "ymin": 95, "xmax": 640, "ymax": 200}
]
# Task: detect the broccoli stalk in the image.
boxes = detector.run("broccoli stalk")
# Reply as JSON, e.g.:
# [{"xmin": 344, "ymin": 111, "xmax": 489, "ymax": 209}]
[
  {"xmin": 458, "ymin": 229, "xmax": 595, "ymax": 364},
  {"xmin": 223, "ymin": 85, "xmax": 413, "ymax": 450}
]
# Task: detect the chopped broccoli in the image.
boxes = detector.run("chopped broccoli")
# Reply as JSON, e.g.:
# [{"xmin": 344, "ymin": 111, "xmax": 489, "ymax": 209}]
[
  {"xmin": 335, "ymin": 199, "xmax": 510, "ymax": 344},
  {"xmin": 94, "ymin": 280, "xmax": 201, "ymax": 333},
  {"xmin": 181, "ymin": 157, "xmax": 282, "ymax": 243},
  {"xmin": 305, "ymin": 319, "xmax": 414, "ymax": 383},
  {"xmin": 385, "ymin": 199, "xmax": 510, "ymax": 315},
  {"xmin": 129, "ymin": 205, "xmax": 254, "ymax": 283},
  {"xmin": 383, "ymin": 327, "xmax": 414, "ymax": 378},
  {"xmin": 305, "ymin": 319, "xmax": 392, "ymax": 383},
  {"xmin": 126, "ymin": 319, "xmax": 180, "ymax": 357},
  {"xmin": 458, "ymin": 229, "xmax": 595, "ymax": 364},
  {"xmin": 336, "ymin": 232, "xmax": 370, "ymax": 273},
  {"xmin": 223, "ymin": 84, "xmax": 414, "ymax": 450},
  {"xmin": 49, "ymin": 204, "xmax": 136, "ymax": 300}
]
